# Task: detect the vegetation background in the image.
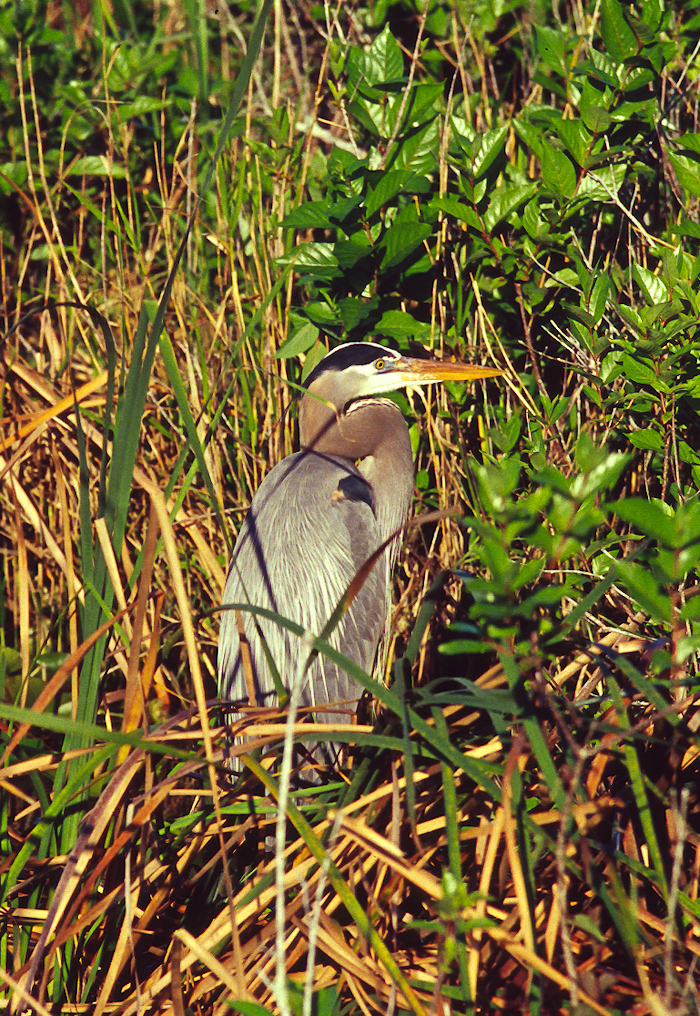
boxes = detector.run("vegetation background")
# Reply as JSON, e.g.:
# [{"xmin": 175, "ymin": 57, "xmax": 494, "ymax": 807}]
[{"xmin": 1, "ymin": 0, "xmax": 700, "ymax": 1012}]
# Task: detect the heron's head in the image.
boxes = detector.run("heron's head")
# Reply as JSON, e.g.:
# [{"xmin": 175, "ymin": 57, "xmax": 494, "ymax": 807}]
[
  {"xmin": 298, "ymin": 341, "xmax": 503, "ymax": 456},
  {"xmin": 303, "ymin": 341, "xmax": 503, "ymax": 412}
]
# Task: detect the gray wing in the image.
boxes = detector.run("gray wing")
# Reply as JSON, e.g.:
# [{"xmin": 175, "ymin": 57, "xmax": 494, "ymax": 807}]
[{"xmin": 217, "ymin": 450, "xmax": 389, "ymax": 727}]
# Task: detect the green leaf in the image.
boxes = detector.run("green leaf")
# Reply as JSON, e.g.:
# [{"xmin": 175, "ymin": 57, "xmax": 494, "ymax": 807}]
[
  {"xmin": 616, "ymin": 305, "xmax": 643, "ymax": 335},
  {"xmin": 619, "ymin": 65, "xmax": 657, "ymax": 95},
  {"xmin": 632, "ymin": 263, "xmax": 668, "ymax": 305},
  {"xmin": 674, "ymin": 132, "xmax": 700, "ymax": 155},
  {"xmin": 305, "ymin": 301, "xmax": 339, "ymax": 326},
  {"xmin": 571, "ymin": 451, "xmax": 629, "ymax": 499},
  {"xmin": 512, "ymin": 557, "xmax": 545, "ymax": 590},
  {"xmin": 393, "ymin": 116, "xmax": 440, "ymax": 173},
  {"xmin": 667, "ymin": 150, "xmax": 700, "ymax": 198},
  {"xmin": 583, "ymin": 104, "xmax": 613, "ymax": 133},
  {"xmin": 335, "ymin": 234, "xmax": 372, "ymax": 268},
  {"xmin": 116, "ymin": 96, "xmax": 170, "ymax": 119},
  {"xmin": 589, "ymin": 273, "xmax": 610, "ymax": 325},
  {"xmin": 338, "ymin": 296, "xmax": 374, "ymax": 330},
  {"xmin": 0, "ymin": 647, "xmax": 22, "ymax": 675},
  {"xmin": 379, "ymin": 221, "xmax": 432, "ymax": 269},
  {"xmin": 513, "ymin": 118, "xmax": 545, "ymax": 161},
  {"xmin": 578, "ymin": 162, "xmax": 627, "ymax": 200},
  {"xmin": 484, "ymin": 183, "xmax": 538, "ymax": 231},
  {"xmin": 471, "ymin": 125, "xmax": 508, "ymax": 179},
  {"xmin": 540, "ymin": 141, "xmax": 577, "ymax": 198},
  {"xmin": 619, "ymin": 353, "xmax": 668, "ymax": 391},
  {"xmin": 628, "ymin": 428, "xmax": 663, "ymax": 451},
  {"xmin": 612, "ymin": 498, "xmax": 676, "ymax": 547},
  {"xmin": 574, "ymin": 914, "xmax": 608, "ymax": 943},
  {"xmin": 279, "ymin": 242, "xmax": 340, "ymax": 276},
  {"xmin": 552, "ymin": 118, "xmax": 591, "ymax": 166},
  {"xmin": 587, "ymin": 48, "xmax": 620, "ymax": 87},
  {"xmin": 375, "ymin": 309, "xmax": 431, "ymax": 338},
  {"xmin": 67, "ymin": 156, "xmax": 127, "ymax": 178},
  {"xmin": 432, "ymin": 196, "xmax": 481, "ymax": 230},
  {"xmin": 346, "ymin": 96, "xmax": 383, "ymax": 136},
  {"xmin": 600, "ymin": 0, "xmax": 638, "ymax": 62},
  {"xmin": 366, "ymin": 170, "xmax": 416, "ymax": 216},
  {"xmin": 534, "ymin": 24, "xmax": 566, "ymax": 76},
  {"xmin": 365, "ymin": 23, "xmax": 404, "ymax": 85},
  {"xmin": 275, "ymin": 321, "xmax": 320, "ymax": 359},
  {"xmin": 615, "ymin": 559, "xmax": 673, "ymax": 623},
  {"xmin": 280, "ymin": 201, "xmax": 333, "ymax": 229},
  {"xmin": 228, "ymin": 1001, "xmax": 275, "ymax": 1016}
]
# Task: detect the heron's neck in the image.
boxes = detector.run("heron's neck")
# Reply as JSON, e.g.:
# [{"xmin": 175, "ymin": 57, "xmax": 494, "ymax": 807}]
[
  {"xmin": 299, "ymin": 396, "xmax": 415, "ymax": 529},
  {"xmin": 299, "ymin": 396, "xmax": 408, "ymax": 465}
]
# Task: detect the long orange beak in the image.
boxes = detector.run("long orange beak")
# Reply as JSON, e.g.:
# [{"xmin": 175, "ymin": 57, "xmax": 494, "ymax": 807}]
[{"xmin": 394, "ymin": 356, "xmax": 504, "ymax": 385}]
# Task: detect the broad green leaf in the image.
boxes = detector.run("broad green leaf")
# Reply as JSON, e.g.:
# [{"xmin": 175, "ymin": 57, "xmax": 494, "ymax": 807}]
[
  {"xmin": 484, "ymin": 183, "xmax": 538, "ymax": 231},
  {"xmin": 583, "ymin": 104, "xmax": 613, "ymax": 133},
  {"xmin": 522, "ymin": 198, "xmax": 550, "ymax": 240},
  {"xmin": 553, "ymin": 117, "xmax": 591, "ymax": 166},
  {"xmin": 346, "ymin": 96, "xmax": 383, "ymax": 136},
  {"xmin": 619, "ymin": 352, "xmax": 668, "ymax": 390},
  {"xmin": 620, "ymin": 65, "xmax": 656, "ymax": 94},
  {"xmin": 281, "ymin": 201, "xmax": 333, "ymax": 229},
  {"xmin": 471, "ymin": 125, "xmax": 508, "ymax": 179},
  {"xmin": 533, "ymin": 24, "xmax": 566, "ymax": 76},
  {"xmin": 589, "ymin": 273, "xmax": 610, "ymax": 325},
  {"xmin": 432, "ymin": 196, "xmax": 482, "ymax": 230},
  {"xmin": 275, "ymin": 321, "xmax": 319, "ymax": 359},
  {"xmin": 612, "ymin": 498, "xmax": 676, "ymax": 547},
  {"xmin": 402, "ymin": 82, "xmax": 443, "ymax": 123},
  {"xmin": 392, "ymin": 116, "xmax": 441, "ymax": 173},
  {"xmin": 578, "ymin": 162, "xmax": 627, "ymax": 200},
  {"xmin": 366, "ymin": 169, "xmax": 417, "ymax": 216},
  {"xmin": 365, "ymin": 23, "xmax": 404, "ymax": 86},
  {"xmin": 338, "ymin": 296, "xmax": 374, "ymax": 330},
  {"xmin": 548, "ymin": 267, "xmax": 579, "ymax": 287},
  {"xmin": 587, "ymin": 48, "xmax": 621, "ymax": 86},
  {"xmin": 67, "ymin": 155, "xmax": 127, "ymax": 178},
  {"xmin": 489, "ymin": 413, "xmax": 520, "ymax": 453},
  {"xmin": 513, "ymin": 118, "xmax": 545, "ymax": 160},
  {"xmin": 615, "ymin": 559, "xmax": 673, "ymax": 623},
  {"xmin": 600, "ymin": 0, "xmax": 638, "ymax": 62},
  {"xmin": 571, "ymin": 451, "xmax": 629, "ymax": 499},
  {"xmin": 116, "ymin": 96, "xmax": 170, "ymax": 119},
  {"xmin": 667, "ymin": 150, "xmax": 700, "ymax": 198},
  {"xmin": 375, "ymin": 309, "xmax": 431, "ymax": 338},
  {"xmin": 616, "ymin": 304, "xmax": 643, "ymax": 335},
  {"xmin": 628, "ymin": 429, "xmax": 663, "ymax": 451},
  {"xmin": 675, "ymin": 132, "xmax": 700, "ymax": 155},
  {"xmin": 541, "ymin": 141, "xmax": 577, "ymax": 198},
  {"xmin": 609, "ymin": 97, "xmax": 656, "ymax": 126},
  {"xmin": 335, "ymin": 234, "xmax": 372, "ymax": 268},
  {"xmin": 305, "ymin": 301, "xmax": 339, "ymax": 326},
  {"xmin": 0, "ymin": 161, "xmax": 28, "ymax": 190},
  {"xmin": 633, "ymin": 263, "xmax": 668, "ymax": 305},
  {"xmin": 379, "ymin": 221, "xmax": 431, "ymax": 269},
  {"xmin": 512, "ymin": 557, "xmax": 545, "ymax": 590},
  {"xmin": 279, "ymin": 242, "xmax": 340, "ymax": 275},
  {"xmin": 450, "ymin": 115, "xmax": 476, "ymax": 145}
]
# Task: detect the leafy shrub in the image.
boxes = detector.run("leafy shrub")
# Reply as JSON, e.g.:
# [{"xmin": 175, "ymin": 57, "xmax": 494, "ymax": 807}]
[{"xmin": 1, "ymin": 1, "xmax": 700, "ymax": 1013}]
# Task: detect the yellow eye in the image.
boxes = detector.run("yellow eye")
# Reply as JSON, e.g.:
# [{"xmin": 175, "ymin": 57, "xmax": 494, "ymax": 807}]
[{"xmin": 375, "ymin": 358, "xmax": 385, "ymax": 371}]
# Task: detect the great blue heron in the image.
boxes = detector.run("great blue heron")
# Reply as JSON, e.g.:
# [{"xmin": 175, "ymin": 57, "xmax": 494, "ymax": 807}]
[{"xmin": 218, "ymin": 342, "xmax": 502, "ymax": 765}]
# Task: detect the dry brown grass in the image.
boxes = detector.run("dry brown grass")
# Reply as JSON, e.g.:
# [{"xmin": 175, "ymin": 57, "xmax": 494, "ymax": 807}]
[{"xmin": 2, "ymin": 2, "xmax": 700, "ymax": 1014}]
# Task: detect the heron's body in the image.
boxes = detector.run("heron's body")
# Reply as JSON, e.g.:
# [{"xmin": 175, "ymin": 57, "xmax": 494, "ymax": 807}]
[
  {"xmin": 218, "ymin": 441, "xmax": 411, "ymax": 724},
  {"xmin": 218, "ymin": 343, "xmax": 501, "ymax": 765}
]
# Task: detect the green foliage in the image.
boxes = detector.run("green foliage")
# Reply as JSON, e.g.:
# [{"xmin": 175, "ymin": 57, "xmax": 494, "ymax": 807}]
[{"xmin": 2, "ymin": 0, "xmax": 700, "ymax": 1012}]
